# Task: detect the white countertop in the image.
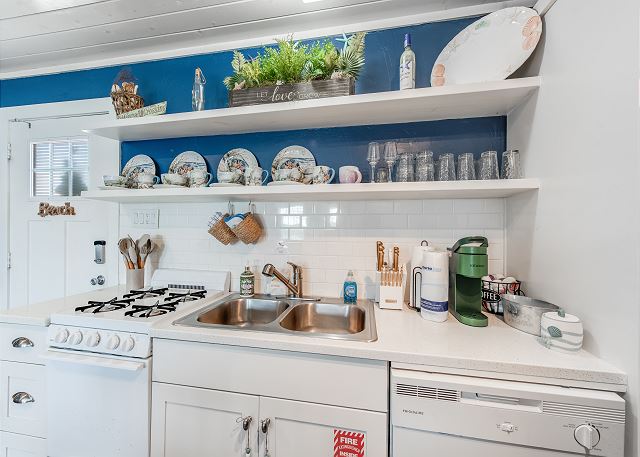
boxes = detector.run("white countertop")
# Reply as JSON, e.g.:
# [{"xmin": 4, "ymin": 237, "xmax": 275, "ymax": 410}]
[
  {"xmin": 0, "ymin": 288, "xmax": 122, "ymax": 326},
  {"xmin": 1, "ymin": 290, "xmax": 626, "ymax": 392},
  {"xmin": 151, "ymin": 297, "xmax": 627, "ymax": 392}
]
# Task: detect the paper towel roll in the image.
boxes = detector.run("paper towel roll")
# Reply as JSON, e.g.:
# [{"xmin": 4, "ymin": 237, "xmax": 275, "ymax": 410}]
[
  {"xmin": 409, "ymin": 244, "xmax": 433, "ymax": 308},
  {"xmin": 420, "ymin": 250, "xmax": 449, "ymax": 322}
]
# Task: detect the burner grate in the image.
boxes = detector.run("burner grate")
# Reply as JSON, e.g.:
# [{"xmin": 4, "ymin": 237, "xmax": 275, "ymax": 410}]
[
  {"xmin": 124, "ymin": 300, "xmax": 182, "ymax": 318},
  {"xmin": 123, "ymin": 287, "xmax": 168, "ymax": 300},
  {"xmin": 165, "ymin": 289, "xmax": 207, "ymax": 303},
  {"xmin": 76, "ymin": 297, "xmax": 135, "ymax": 313}
]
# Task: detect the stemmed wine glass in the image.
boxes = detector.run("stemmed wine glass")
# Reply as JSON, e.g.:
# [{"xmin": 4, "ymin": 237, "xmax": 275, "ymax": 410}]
[
  {"xmin": 366, "ymin": 142, "xmax": 380, "ymax": 183},
  {"xmin": 384, "ymin": 141, "xmax": 398, "ymax": 182}
]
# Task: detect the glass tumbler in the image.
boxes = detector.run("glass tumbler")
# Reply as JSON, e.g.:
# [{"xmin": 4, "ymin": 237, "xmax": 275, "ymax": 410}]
[
  {"xmin": 501, "ymin": 149, "xmax": 522, "ymax": 179},
  {"xmin": 437, "ymin": 153, "xmax": 456, "ymax": 181},
  {"xmin": 415, "ymin": 151, "xmax": 434, "ymax": 182},
  {"xmin": 479, "ymin": 150, "xmax": 499, "ymax": 180},
  {"xmin": 396, "ymin": 152, "xmax": 414, "ymax": 182},
  {"xmin": 457, "ymin": 153, "xmax": 476, "ymax": 180}
]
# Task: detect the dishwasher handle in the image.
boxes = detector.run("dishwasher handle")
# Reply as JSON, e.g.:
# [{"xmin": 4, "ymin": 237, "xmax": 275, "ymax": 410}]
[{"xmin": 43, "ymin": 350, "xmax": 146, "ymax": 372}]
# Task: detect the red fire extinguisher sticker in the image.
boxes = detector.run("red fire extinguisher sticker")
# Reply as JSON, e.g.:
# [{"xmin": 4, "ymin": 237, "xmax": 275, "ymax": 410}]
[{"xmin": 334, "ymin": 429, "xmax": 365, "ymax": 457}]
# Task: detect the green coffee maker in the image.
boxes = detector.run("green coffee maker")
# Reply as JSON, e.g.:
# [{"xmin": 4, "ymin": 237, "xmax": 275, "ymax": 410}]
[{"xmin": 448, "ymin": 236, "xmax": 488, "ymax": 327}]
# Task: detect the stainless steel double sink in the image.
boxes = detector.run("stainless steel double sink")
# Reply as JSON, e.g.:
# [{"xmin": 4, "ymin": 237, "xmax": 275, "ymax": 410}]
[{"xmin": 174, "ymin": 294, "xmax": 377, "ymax": 342}]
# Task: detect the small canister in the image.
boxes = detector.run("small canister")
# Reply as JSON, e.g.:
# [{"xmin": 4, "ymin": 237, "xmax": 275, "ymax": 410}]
[
  {"xmin": 541, "ymin": 309, "xmax": 583, "ymax": 353},
  {"xmin": 239, "ymin": 265, "xmax": 255, "ymax": 297}
]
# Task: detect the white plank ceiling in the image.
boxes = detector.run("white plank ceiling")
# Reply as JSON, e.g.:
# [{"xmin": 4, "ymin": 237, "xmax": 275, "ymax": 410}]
[{"xmin": 0, "ymin": 0, "xmax": 536, "ymax": 78}]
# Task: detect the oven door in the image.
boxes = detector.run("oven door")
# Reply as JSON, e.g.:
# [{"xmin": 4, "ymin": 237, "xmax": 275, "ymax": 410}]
[{"xmin": 44, "ymin": 349, "xmax": 151, "ymax": 457}]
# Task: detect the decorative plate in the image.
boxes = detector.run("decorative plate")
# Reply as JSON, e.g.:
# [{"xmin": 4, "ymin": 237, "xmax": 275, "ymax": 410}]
[
  {"xmin": 431, "ymin": 7, "xmax": 542, "ymax": 86},
  {"xmin": 217, "ymin": 148, "xmax": 258, "ymax": 179},
  {"xmin": 271, "ymin": 145, "xmax": 316, "ymax": 177},
  {"xmin": 169, "ymin": 151, "xmax": 208, "ymax": 176},
  {"xmin": 121, "ymin": 154, "xmax": 156, "ymax": 179}
]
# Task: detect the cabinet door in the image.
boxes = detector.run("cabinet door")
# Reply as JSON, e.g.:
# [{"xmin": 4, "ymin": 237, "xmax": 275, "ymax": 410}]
[
  {"xmin": 259, "ymin": 397, "xmax": 387, "ymax": 457},
  {"xmin": 0, "ymin": 431, "xmax": 46, "ymax": 457},
  {"xmin": 151, "ymin": 382, "xmax": 259, "ymax": 457}
]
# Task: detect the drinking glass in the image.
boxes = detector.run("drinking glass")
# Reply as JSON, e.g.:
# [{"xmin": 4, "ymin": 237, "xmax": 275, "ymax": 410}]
[
  {"xmin": 384, "ymin": 141, "xmax": 398, "ymax": 183},
  {"xmin": 396, "ymin": 152, "xmax": 414, "ymax": 182},
  {"xmin": 415, "ymin": 151, "xmax": 434, "ymax": 182},
  {"xmin": 436, "ymin": 153, "xmax": 456, "ymax": 181},
  {"xmin": 375, "ymin": 167, "xmax": 389, "ymax": 183},
  {"xmin": 457, "ymin": 153, "xmax": 476, "ymax": 180},
  {"xmin": 479, "ymin": 150, "xmax": 499, "ymax": 180},
  {"xmin": 366, "ymin": 142, "xmax": 381, "ymax": 183},
  {"xmin": 501, "ymin": 149, "xmax": 522, "ymax": 179}
]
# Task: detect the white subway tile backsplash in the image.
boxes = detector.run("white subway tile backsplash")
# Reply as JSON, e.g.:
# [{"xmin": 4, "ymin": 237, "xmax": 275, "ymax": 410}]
[{"xmin": 120, "ymin": 197, "xmax": 505, "ymax": 298}]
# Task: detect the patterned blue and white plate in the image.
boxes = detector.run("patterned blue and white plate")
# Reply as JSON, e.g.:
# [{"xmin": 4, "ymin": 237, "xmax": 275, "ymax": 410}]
[
  {"xmin": 169, "ymin": 151, "xmax": 208, "ymax": 176},
  {"xmin": 217, "ymin": 148, "xmax": 258, "ymax": 180},
  {"xmin": 121, "ymin": 154, "xmax": 156, "ymax": 179},
  {"xmin": 271, "ymin": 145, "xmax": 316, "ymax": 178}
]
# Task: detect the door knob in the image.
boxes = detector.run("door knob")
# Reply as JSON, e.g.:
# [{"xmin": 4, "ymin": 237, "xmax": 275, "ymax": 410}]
[{"xmin": 90, "ymin": 275, "xmax": 106, "ymax": 286}]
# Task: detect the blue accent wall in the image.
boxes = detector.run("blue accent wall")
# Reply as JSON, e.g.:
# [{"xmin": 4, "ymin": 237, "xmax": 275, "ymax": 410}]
[{"xmin": 0, "ymin": 16, "xmax": 506, "ymax": 180}]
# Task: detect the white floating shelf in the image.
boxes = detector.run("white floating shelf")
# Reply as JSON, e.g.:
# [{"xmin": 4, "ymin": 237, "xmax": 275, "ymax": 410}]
[
  {"xmin": 82, "ymin": 180, "xmax": 540, "ymax": 203},
  {"xmin": 86, "ymin": 78, "xmax": 541, "ymax": 141}
]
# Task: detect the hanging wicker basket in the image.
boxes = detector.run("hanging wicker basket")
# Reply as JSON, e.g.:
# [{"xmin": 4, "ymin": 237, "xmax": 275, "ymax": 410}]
[
  {"xmin": 208, "ymin": 215, "xmax": 237, "ymax": 245},
  {"xmin": 233, "ymin": 213, "xmax": 263, "ymax": 244}
]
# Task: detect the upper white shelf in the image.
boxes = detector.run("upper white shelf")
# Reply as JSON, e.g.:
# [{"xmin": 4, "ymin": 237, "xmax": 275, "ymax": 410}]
[
  {"xmin": 81, "ymin": 180, "xmax": 540, "ymax": 203},
  {"xmin": 85, "ymin": 78, "xmax": 541, "ymax": 141}
]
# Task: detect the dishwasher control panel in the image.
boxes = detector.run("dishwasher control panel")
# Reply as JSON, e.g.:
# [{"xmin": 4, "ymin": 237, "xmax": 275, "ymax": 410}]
[
  {"xmin": 48, "ymin": 324, "xmax": 151, "ymax": 358},
  {"xmin": 391, "ymin": 369, "xmax": 625, "ymax": 457}
]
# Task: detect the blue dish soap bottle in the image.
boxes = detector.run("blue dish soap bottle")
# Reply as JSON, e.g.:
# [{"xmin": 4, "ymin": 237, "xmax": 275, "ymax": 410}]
[{"xmin": 343, "ymin": 270, "xmax": 358, "ymax": 303}]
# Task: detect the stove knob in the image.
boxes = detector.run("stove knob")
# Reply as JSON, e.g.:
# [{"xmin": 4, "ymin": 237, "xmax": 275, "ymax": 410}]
[
  {"xmin": 85, "ymin": 331, "xmax": 101, "ymax": 347},
  {"xmin": 54, "ymin": 328, "xmax": 69, "ymax": 344},
  {"xmin": 574, "ymin": 424, "xmax": 600, "ymax": 450},
  {"xmin": 106, "ymin": 335, "xmax": 120, "ymax": 351},
  {"xmin": 68, "ymin": 331, "xmax": 83, "ymax": 346},
  {"xmin": 121, "ymin": 336, "xmax": 135, "ymax": 352}
]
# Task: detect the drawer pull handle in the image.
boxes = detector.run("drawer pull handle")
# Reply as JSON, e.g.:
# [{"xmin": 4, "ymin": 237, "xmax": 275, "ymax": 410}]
[
  {"xmin": 12, "ymin": 392, "xmax": 34, "ymax": 404},
  {"xmin": 11, "ymin": 337, "xmax": 34, "ymax": 348}
]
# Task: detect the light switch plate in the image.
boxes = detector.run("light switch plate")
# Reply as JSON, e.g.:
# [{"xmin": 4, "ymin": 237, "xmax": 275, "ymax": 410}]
[{"xmin": 131, "ymin": 209, "xmax": 159, "ymax": 228}]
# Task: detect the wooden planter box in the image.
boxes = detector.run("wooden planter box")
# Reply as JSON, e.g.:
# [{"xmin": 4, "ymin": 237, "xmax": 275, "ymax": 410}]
[{"xmin": 229, "ymin": 78, "xmax": 355, "ymax": 107}]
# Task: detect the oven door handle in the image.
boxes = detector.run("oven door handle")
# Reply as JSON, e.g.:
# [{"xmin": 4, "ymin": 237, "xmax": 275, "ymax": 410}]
[{"xmin": 43, "ymin": 349, "xmax": 146, "ymax": 372}]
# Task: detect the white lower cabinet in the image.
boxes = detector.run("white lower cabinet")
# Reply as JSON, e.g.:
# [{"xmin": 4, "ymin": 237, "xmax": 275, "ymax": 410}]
[
  {"xmin": 151, "ymin": 383, "xmax": 387, "ymax": 457},
  {"xmin": 259, "ymin": 396, "xmax": 387, "ymax": 457},
  {"xmin": 0, "ymin": 362, "xmax": 46, "ymax": 438},
  {"xmin": 151, "ymin": 383, "xmax": 260, "ymax": 457},
  {"xmin": 0, "ymin": 431, "xmax": 46, "ymax": 457}
]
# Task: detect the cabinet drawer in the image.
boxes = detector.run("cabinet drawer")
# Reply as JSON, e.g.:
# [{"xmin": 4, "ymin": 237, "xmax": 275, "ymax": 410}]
[
  {"xmin": 0, "ymin": 325, "xmax": 47, "ymax": 365},
  {"xmin": 0, "ymin": 362, "xmax": 46, "ymax": 437},
  {"xmin": 153, "ymin": 339, "xmax": 388, "ymax": 412},
  {"xmin": 0, "ymin": 431, "xmax": 46, "ymax": 457}
]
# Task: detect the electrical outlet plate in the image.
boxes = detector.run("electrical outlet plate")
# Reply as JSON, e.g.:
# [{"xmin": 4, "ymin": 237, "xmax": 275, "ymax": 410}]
[{"xmin": 131, "ymin": 209, "xmax": 159, "ymax": 228}]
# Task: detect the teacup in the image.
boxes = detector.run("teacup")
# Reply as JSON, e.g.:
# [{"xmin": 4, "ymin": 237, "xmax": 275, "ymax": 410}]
[
  {"xmin": 273, "ymin": 168, "xmax": 303, "ymax": 182},
  {"xmin": 161, "ymin": 173, "xmax": 188, "ymax": 186},
  {"xmin": 245, "ymin": 167, "xmax": 269, "ymax": 186},
  {"xmin": 339, "ymin": 166, "xmax": 362, "ymax": 184},
  {"xmin": 134, "ymin": 173, "xmax": 160, "ymax": 189},
  {"xmin": 218, "ymin": 170, "xmax": 244, "ymax": 184},
  {"xmin": 188, "ymin": 170, "xmax": 213, "ymax": 187},
  {"xmin": 304, "ymin": 165, "xmax": 335, "ymax": 184},
  {"xmin": 103, "ymin": 175, "xmax": 126, "ymax": 187}
]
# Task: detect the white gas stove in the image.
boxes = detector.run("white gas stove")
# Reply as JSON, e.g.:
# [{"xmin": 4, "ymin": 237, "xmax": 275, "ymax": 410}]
[
  {"xmin": 47, "ymin": 268, "xmax": 230, "ymax": 358},
  {"xmin": 45, "ymin": 268, "xmax": 230, "ymax": 457}
]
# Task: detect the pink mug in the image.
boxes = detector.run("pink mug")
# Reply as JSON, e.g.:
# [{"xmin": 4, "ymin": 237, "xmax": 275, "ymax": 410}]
[{"xmin": 339, "ymin": 166, "xmax": 362, "ymax": 184}]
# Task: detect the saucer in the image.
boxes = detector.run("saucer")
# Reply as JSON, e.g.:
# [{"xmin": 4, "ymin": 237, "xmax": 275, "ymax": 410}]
[
  {"xmin": 156, "ymin": 184, "xmax": 187, "ymax": 189},
  {"xmin": 209, "ymin": 182, "xmax": 244, "ymax": 187},
  {"xmin": 267, "ymin": 181, "xmax": 305, "ymax": 186}
]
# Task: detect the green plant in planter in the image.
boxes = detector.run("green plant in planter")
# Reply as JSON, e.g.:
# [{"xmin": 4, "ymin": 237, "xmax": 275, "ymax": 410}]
[{"xmin": 223, "ymin": 32, "xmax": 366, "ymax": 90}]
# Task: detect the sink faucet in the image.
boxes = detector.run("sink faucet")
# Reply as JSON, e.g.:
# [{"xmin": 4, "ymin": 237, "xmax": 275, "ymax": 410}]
[{"xmin": 262, "ymin": 262, "xmax": 303, "ymax": 298}]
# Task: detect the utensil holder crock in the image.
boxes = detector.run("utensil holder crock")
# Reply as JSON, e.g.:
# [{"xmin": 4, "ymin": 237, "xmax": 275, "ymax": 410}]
[{"xmin": 126, "ymin": 268, "xmax": 145, "ymax": 291}]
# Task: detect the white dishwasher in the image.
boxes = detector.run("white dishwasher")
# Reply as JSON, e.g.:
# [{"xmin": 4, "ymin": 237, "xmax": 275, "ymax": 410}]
[{"xmin": 391, "ymin": 369, "xmax": 625, "ymax": 456}]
